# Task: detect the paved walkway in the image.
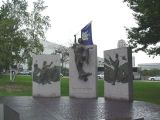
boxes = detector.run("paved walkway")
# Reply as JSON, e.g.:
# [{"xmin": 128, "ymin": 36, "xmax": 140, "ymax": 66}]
[{"xmin": 0, "ymin": 97, "xmax": 160, "ymax": 120}]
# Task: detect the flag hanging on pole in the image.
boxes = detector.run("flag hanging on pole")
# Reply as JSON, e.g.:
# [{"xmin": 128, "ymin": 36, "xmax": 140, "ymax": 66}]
[{"xmin": 81, "ymin": 22, "xmax": 93, "ymax": 45}]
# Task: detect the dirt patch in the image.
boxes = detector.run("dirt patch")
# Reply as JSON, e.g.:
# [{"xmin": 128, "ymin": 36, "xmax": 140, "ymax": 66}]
[{"xmin": 0, "ymin": 85, "xmax": 31, "ymax": 92}]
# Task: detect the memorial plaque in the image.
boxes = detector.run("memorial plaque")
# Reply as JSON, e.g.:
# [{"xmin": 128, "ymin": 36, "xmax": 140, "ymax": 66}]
[
  {"xmin": 104, "ymin": 47, "xmax": 133, "ymax": 101},
  {"xmin": 32, "ymin": 54, "xmax": 61, "ymax": 97},
  {"xmin": 69, "ymin": 45, "xmax": 97, "ymax": 98}
]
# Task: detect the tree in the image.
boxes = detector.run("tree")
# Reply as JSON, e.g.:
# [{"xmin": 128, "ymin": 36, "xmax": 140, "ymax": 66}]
[
  {"xmin": 0, "ymin": 0, "xmax": 28, "ymax": 69},
  {"xmin": 23, "ymin": 0, "xmax": 51, "ymax": 72},
  {"xmin": 141, "ymin": 69, "xmax": 160, "ymax": 77},
  {"xmin": 0, "ymin": 0, "xmax": 50, "ymax": 81},
  {"xmin": 124, "ymin": 0, "xmax": 160, "ymax": 56},
  {"xmin": 53, "ymin": 46, "xmax": 69, "ymax": 75},
  {"xmin": 23, "ymin": 0, "xmax": 51, "ymax": 57},
  {"xmin": 0, "ymin": 0, "xmax": 29, "ymax": 80}
]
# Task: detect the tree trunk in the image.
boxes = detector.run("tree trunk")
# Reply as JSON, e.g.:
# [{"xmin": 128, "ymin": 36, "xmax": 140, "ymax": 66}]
[
  {"xmin": 61, "ymin": 62, "xmax": 64, "ymax": 74},
  {"xmin": 9, "ymin": 66, "xmax": 12, "ymax": 81},
  {"xmin": 12, "ymin": 72, "xmax": 16, "ymax": 82}
]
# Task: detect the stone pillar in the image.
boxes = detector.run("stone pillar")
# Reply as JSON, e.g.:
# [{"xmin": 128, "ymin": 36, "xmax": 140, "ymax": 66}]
[
  {"xmin": 0, "ymin": 104, "xmax": 20, "ymax": 120},
  {"xmin": 104, "ymin": 47, "xmax": 133, "ymax": 101},
  {"xmin": 32, "ymin": 54, "xmax": 60, "ymax": 97},
  {"xmin": 69, "ymin": 45, "xmax": 97, "ymax": 98}
]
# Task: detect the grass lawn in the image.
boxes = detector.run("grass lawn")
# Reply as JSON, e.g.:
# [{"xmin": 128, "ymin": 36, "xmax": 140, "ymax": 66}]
[
  {"xmin": 0, "ymin": 75, "xmax": 32, "ymax": 96},
  {"xmin": 0, "ymin": 75, "xmax": 160, "ymax": 104},
  {"xmin": 133, "ymin": 80, "xmax": 160, "ymax": 104}
]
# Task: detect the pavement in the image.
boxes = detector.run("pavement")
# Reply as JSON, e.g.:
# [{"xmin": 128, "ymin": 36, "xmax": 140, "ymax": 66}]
[{"xmin": 0, "ymin": 96, "xmax": 160, "ymax": 120}]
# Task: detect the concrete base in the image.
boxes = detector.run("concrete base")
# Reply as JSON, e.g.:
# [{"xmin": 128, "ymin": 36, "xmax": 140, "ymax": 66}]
[
  {"xmin": 69, "ymin": 45, "xmax": 97, "ymax": 98},
  {"xmin": 33, "ymin": 81, "xmax": 60, "ymax": 97},
  {"xmin": 0, "ymin": 104, "xmax": 20, "ymax": 120}
]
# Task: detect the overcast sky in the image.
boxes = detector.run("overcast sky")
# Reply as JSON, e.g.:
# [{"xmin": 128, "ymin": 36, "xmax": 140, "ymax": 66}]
[
  {"xmin": 43, "ymin": 0, "xmax": 160, "ymax": 66},
  {"xmin": 2, "ymin": 0, "xmax": 160, "ymax": 66}
]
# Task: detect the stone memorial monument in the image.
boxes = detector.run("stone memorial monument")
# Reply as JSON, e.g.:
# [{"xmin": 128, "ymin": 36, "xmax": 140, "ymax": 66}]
[
  {"xmin": 0, "ymin": 104, "xmax": 20, "ymax": 120},
  {"xmin": 104, "ymin": 47, "xmax": 133, "ymax": 101},
  {"xmin": 69, "ymin": 38, "xmax": 97, "ymax": 98},
  {"xmin": 32, "ymin": 54, "xmax": 61, "ymax": 97}
]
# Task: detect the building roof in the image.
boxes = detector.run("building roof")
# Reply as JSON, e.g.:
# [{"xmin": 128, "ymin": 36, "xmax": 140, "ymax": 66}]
[
  {"xmin": 138, "ymin": 63, "xmax": 160, "ymax": 70},
  {"xmin": 40, "ymin": 40, "xmax": 64, "ymax": 54}
]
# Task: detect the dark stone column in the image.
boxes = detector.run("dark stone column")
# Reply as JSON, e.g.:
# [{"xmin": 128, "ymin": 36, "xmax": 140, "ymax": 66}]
[{"xmin": 0, "ymin": 104, "xmax": 20, "ymax": 120}]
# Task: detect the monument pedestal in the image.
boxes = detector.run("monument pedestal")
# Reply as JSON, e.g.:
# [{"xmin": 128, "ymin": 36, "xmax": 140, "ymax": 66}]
[
  {"xmin": 0, "ymin": 104, "xmax": 19, "ymax": 120},
  {"xmin": 32, "ymin": 54, "xmax": 61, "ymax": 97},
  {"xmin": 104, "ymin": 47, "xmax": 133, "ymax": 101},
  {"xmin": 69, "ymin": 45, "xmax": 97, "ymax": 98}
]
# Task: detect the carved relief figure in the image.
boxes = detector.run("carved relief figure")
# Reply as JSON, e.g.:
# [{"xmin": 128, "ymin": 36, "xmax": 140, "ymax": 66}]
[
  {"xmin": 39, "ymin": 61, "xmax": 53, "ymax": 84},
  {"xmin": 33, "ymin": 60, "xmax": 41, "ymax": 82},
  {"xmin": 109, "ymin": 53, "xmax": 119, "ymax": 85},
  {"xmin": 72, "ymin": 38, "xmax": 92, "ymax": 81},
  {"xmin": 104, "ymin": 53, "xmax": 129, "ymax": 85},
  {"xmin": 33, "ymin": 60, "xmax": 60, "ymax": 85}
]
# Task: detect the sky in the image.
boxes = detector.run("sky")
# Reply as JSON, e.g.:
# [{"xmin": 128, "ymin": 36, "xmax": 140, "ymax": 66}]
[
  {"xmin": 43, "ymin": 0, "xmax": 160, "ymax": 66},
  {"xmin": 2, "ymin": 0, "xmax": 160, "ymax": 66}
]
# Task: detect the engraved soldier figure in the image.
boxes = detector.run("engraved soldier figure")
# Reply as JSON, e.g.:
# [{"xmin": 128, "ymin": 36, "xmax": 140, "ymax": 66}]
[
  {"xmin": 72, "ymin": 37, "xmax": 92, "ymax": 81},
  {"xmin": 109, "ymin": 53, "xmax": 119, "ymax": 85},
  {"xmin": 39, "ymin": 61, "xmax": 53, "ymax": 84}
]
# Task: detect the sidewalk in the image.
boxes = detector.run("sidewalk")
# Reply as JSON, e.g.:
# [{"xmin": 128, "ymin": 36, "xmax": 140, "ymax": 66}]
[{"xmin": 0, "ymin": 96, "xmax": 160, "ymax": 120}]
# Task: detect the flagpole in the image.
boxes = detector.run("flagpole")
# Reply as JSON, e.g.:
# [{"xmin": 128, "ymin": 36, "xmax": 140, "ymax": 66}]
[
  {"xmin": 74, "ymin": 30, "xmax": 81, "ymax": 44},
  {"xmin": 74, "ymin": 35, "xmax": 77, "ymax": 44}
]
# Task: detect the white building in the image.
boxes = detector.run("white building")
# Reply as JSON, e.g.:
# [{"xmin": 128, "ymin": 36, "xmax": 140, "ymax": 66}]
[
  {"xmin": 138, "ymin": 63, "xmax": 160, "ymax": 70},
  {"xmin": 117, "ymin": 39, "xmax": 128, "ymax": 48},
  {"xmin": 21, "ymin": 40, "xmax": 64, "ymax": 70},
  {"xmin": 40, "ymin": 40, "xmax": 64, "ymax": 54},
  {"xmin": 97, "ymin": 57, "xmax": 104, "ymax": 68},
  {"xmin": 41, "ymin": 40, "xmax": 69, "ymax": 68},
  {"xmin": 117, "ymin": 39, "xmax": 135, "ymax": 67},
  {"xmin": 132, "ymin": 56, "xmax": 135, "ymax": 67}
]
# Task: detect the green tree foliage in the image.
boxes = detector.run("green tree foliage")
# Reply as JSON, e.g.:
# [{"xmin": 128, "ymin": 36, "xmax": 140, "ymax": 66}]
[
  {"xmin": 141, "ymin": 69, "xmax": 160, "ymax": 76},
  {"xmin": 0, "ymin": 0, "xmax": 50, "ymax": 81},
  {"xmin": 124, "ymin": 0, "xmax": 160, "ymax": 55},
  {"xmin": 53, "ymin": 46, "xmax": 69, "ymax": 75},
  {"xmin": 24, "ymin": 0, "xmax": 51, "ymax": 57},
  {"xmin": 0, "ymin": 1, "xmax": 28, "ymax": 68},
  {"xmin": 0, "ymin": 0, "xmax": 50, "ymax": 69}
]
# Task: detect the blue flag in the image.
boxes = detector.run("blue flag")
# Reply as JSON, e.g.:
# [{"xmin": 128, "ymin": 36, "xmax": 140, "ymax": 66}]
[{"xmin": 81, "ymin": 22, "xmax": 93, "ymax": 45}]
